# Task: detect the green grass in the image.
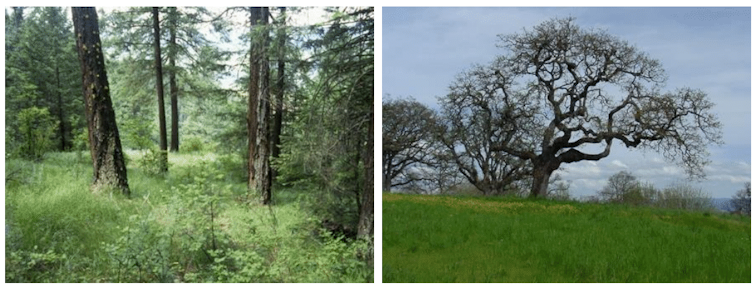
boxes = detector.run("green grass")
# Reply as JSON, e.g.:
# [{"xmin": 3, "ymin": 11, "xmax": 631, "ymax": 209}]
[
  {"xmin": 5, "ymin": 151, "xmax": 372, "ymax": 282},
  {"xmin": 382, "ymin": 193, "xmax": 750, "ymax": 283}
]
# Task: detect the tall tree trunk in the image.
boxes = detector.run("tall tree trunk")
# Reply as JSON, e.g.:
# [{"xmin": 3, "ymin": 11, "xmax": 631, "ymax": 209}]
[
  {"xmin": 72, "ymin": 7, "xmax": 130, "ymax": 196},
  {"xmin": 358, "ymin": 101, "xmax": 374, "ymax": 239},
  {"xmin": 255, "ymin": 7, "xmax": 272, "ymax": 205},
  {"xmin": 168, "ymin": 7, "xmax": 179, "ymax": 152},
  {"xmin": 248, "ymin": 7, "xmax": 261, "ymax": 193},
  {"xmin": 271, "ymin": 6, "xmax": 286, "ymax": 180},
  {"xmin": 152, "ymin": 7, "xmax": 168, "ymax": 172}
]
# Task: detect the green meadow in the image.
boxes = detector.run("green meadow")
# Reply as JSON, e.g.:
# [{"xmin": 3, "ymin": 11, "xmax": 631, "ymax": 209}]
[{"xmin": 382, "ymin": 193, "xmax": 750, "ymax": 283}]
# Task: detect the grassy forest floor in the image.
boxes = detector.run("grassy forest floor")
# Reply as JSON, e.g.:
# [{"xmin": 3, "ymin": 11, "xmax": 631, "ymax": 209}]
[
  {"xmin": 5, "ymin": 151, "xmax": 372, "ymax": 282},
  {"xmin": 383, "ymin": 193, "xmax": 750, "ymax": 283}
]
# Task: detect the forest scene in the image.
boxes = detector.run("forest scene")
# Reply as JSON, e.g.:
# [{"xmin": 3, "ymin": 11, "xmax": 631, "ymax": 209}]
[
  {"xmin": 382, "ymin": 8, "xmax": 750, "ymax": 282},
  {"xmin": 5, "ymin": 6, "xmax": 374, "ymax": 282}
]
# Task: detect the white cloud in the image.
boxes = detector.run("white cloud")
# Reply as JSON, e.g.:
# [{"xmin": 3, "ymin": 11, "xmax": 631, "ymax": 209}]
[
  {"xmin": 708, "ymin": 174, "xmax": 751, "ymax": 184},
  {"xmin": 610, "ymin": 160, "xmax": 628, "ymax": 169}
]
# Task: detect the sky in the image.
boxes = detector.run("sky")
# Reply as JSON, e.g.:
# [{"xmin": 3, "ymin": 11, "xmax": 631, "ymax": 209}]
[{"xmin": 383, "ymin": 7, "xmax": 751, "ymax": 199}]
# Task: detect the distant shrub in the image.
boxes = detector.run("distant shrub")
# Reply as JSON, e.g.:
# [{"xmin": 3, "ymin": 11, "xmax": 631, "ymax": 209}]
[
  {"xmin": 14, "ymin": 107, "xmax": 58, "ymax": 160},
  {"xmin": 654, "ymin": 184, "xmax": 714, "ymax": 211},
  {"xmin": 597, "ymin": 172, "xmax": 713, "ymax": 211},
  {"xmin": 599, "ymin": 171, "xmax": 640, "ymax": 203},
  {"xmin": 731, "ymin": 182, "xmax": 751, "ymax": 216}
]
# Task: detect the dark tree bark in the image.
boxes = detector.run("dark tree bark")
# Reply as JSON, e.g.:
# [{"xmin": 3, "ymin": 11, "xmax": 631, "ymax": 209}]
[
  {"xmin": 271, "ymin": 6, "xmax": 286, "ymax": 180},
  {"xmin": 168, "ymin": 7, "xmax": 179, "ymax": 152},
  {"xmin": 72, "ymin": 7, "xmax": 130, "ymax": 196},
  {"xmin": 152, "ymin": 7, "xmax": 168, "ymax": 172}
]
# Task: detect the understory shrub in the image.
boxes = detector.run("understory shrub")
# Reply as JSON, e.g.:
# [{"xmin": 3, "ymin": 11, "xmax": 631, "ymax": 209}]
[
  {"xmin": 5, "ymin": 246, "xmax": 69, "ymax": 283},
  {"xmin": 181, "ymin": 135, "xmax": 206, "ymax": 153},
  {"xmin": 136, "ymin": 148, "xmax": 169, "ymax": 176},
  {"xmin": 14, "ymin": 107, "xmax": 58, "ymax": 160}
]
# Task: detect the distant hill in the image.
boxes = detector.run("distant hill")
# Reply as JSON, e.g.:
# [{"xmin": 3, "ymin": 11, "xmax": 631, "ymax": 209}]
[{"xmin": 710, "ymin": 198, "xmax": 736, "ymax": 212}]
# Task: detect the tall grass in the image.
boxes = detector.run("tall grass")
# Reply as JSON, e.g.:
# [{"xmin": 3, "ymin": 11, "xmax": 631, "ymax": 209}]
[
  {"xmin": 5, "ymin": 151, "xmax": 372, "ymax": 282},
  {"xmin": 383, "ymin": 193, "xmax": 750, "ymax": 283}
]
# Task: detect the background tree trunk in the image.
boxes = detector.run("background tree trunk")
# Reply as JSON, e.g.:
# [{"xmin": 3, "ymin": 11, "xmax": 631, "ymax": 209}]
[
  {"xmin": 152, "ymin": 7, "xmax": 168, "ymax": 172},
  {"xmin": 248, "ymin": 7, "xmax": 260, "ymax": 192},
  {"xmin": 72, "ymin": 7, "xmax": 130, "ymax": 196},
  {"xmin": 358, "ymin": 102, "xmax": 374, "ymax": 239},
  {"xmin": 168, "ymin": 7, "xmax": 179, "ymax": 152},
  {"xmin": 271, "ymin": 6, "xmax": 286, "ymax": 181},
  {"xmin": 255, "ymin": 7, "xmax": 272, "ymax": 204}
]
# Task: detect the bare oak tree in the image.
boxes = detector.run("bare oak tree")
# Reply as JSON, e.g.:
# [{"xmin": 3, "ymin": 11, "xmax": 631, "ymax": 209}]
[
  {"xmin": 382, "ymin": 97, "xmax": 437, "ymax": 192},
  {"xmin": 72, "ymin": 7, "xmax": 130, "ymax": 195},
  {"xmin": 463, "ymin": 17, "xmax": 723, "ymax": 197},
  {"xmin": 437, "ymin": 65, "xmax": 533, "ymax": 196}
]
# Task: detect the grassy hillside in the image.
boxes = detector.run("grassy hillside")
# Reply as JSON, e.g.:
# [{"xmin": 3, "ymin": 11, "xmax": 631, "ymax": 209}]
[
  {"xmin": 5, "ymin": 151, "xmax": 372, "ymax": 282},
  {"xmin": 383, "ymin": 193, "xmax": 750, "ymax": 283}
]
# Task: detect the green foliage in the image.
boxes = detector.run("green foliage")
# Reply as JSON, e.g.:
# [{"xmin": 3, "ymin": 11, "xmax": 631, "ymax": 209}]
[
  {"xmin": 5, "ymin": 7, "xmax": 83, "ymax": 153},
  {"xmin": 383, "ymin": 193, "xmax": 750, "ymax": 282},
  {"xmin": 121, "ymin": 118, "xmax": 155, "ymax": 150},
  {"xmin": 14, "ymin": 107, "xmax": 58, "ymax": 160}
]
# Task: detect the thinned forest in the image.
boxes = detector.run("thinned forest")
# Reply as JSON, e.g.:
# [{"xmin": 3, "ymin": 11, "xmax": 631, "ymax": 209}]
[{"xmin": 4, "ymin": 6, "xmax": 374, "ymax": 282}]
